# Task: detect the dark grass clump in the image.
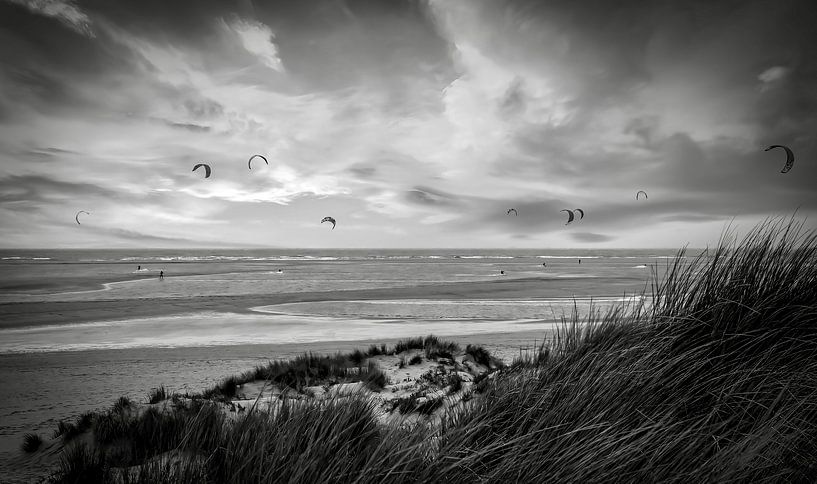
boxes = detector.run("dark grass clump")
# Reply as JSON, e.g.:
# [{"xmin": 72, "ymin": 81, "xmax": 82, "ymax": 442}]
[
  {"xmin": 21, "ymin": 433, "xmax": 43, "ymax": 453},
  {"xmin": 204, "ymin": 351, "xmax": 380, "ymax": 397},
  {"xmin": 113, "ymin": 396, "xmax": 132, "ymax": 413},
  {"xmin": 408, "ymin": 355, "xmax": 423, "ymax": 365},
  {"xmin": 418, "ymin": 217, "xmax": 817, "ymax": 482},
  {"xmin": 392, "ymin": 393, "xmax": 420, "ymax": 414},
  {"xmin": 366, "ymin": 343, "xmax": 390, "ymax": 357},
  {"xmin": 49, "ymin": 443, "xmax": 108, "ymax": 483},
  {"xmin": 464, "ymin": 344, "xmax": 492, "ymax": 367},
  {"xmin": 54, "ymin": 411, "xmax": 94, "ymax": 442},
  {"xmin": 447, "ymin": 373, "xmax": 463, "ymax": 393},
  {"xmin": 394, "ymin": 335, "xmax": 460, "ymax": 358},
  {"xmin": 393, "ymin": 337, "xmax": 425, "ymax": 354},
  {"xmin": 146, "ymin": 386, "xmax": 168, "ymax": 404},
  {"xmin": 363, "ymin": 361, "xmax": 389, "ymax": 391}
]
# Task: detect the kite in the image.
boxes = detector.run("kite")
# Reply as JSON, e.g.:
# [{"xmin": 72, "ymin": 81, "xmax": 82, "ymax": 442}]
[
  {"xmin": 321, "ymin": 216, "xmax": 336, "ymax": 230},
  {"xmin": 507, "ymin": 208, "xmax": 518, "ymax": 216},
  {"xmin": 560, "ymin": 209, "xmax": 575, "ymax": 225},
  {"xmin": 574, "ymin": 208, "xmax": 584, "ymax": 219},
  {"xmin": 248, "ymin": 154, "xmax": 269, "ymax": 170},
  {"xmin": 75, "ymin": 210, "xmax": 90, "ymax": 225},
  {"xmin": 764, "ymin": 145, "xmax": 794, "ymax": 173},
  {"xmin": 192, "ymin": 163, "xmax": 211, "ymax": 178},
  {"xmin": 636, "ymin": 190, "xmax": 648, "ymax": 200}
]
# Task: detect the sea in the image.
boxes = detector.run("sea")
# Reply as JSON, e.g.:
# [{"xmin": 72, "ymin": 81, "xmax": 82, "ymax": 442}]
[{"xmin": 0, "ymin": 248, "xmax": 684, "ymax": 468}]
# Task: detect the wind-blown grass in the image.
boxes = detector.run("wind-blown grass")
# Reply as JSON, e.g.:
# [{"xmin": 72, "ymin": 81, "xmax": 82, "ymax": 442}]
[
  {"xmin": 21, "ymin": 433, "xmax": 43, "ymax": 453},
  {"xmin": 47, "ymin": 218, "xmax": 817, "ymax": 482}
]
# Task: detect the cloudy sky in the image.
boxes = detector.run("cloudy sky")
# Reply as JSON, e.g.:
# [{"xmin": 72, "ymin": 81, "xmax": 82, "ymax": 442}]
[{"xmin": 1, "ymin": 0, "xmax": 815, "ymax": 248}]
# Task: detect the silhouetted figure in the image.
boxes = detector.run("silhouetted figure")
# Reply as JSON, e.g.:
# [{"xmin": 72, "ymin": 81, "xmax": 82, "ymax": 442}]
[
  {"xmin": 500, "ymin": 270, "xmax": 505, "ymax": 275},
  {"xmin": 578, "ymin": 259, "xmax": 581, "ymax": 264},
  {"xmin": 137, "ymin": 265, "xmax": 141, "ymax": 271},
  {"xmin": 159, "ymin": 270, "xmax": 164, "ymax": 281}
]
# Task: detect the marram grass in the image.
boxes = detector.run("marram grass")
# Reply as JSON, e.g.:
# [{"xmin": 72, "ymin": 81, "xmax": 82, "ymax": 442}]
[{"xmin": 47, "ymin": 218, "xmax": 817, "ymax": 483}]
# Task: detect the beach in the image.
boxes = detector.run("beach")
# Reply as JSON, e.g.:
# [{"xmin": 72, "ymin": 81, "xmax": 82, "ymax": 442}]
[{"xmin": 0, "ymin": 249, "xmax": 663, "ymax": 480}]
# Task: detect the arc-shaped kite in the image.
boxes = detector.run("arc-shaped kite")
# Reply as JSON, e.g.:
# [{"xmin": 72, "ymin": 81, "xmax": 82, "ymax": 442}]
[
  {"xmin": 507, "ymin": 208, "xmax": 518, "ymax": 216},
  {"xmin": 75, "ymin": 210, "xmax": 90, "ymax": 225},
  {"xmin": 636, "ymin": 190, "xmax": 648, "ymax": 200},
  {"xmin": 560, "ymin": 209, "xmax": 575, "ymax": 225},
  {"xmin": 192, "ymin": 163, "xmax": 211, "ymax": 178},
  {"xmin": 764, "ymin": 145, "xmax": 794, "ymax": 173},
  {"xmin": 321, "ymin": 216, "xmax": 336, "ymax": 230},
  {"xmin": 574, "ymin": 208, "xmax": 584, "ymax": 219},
  {"xmin": 248, "ymin": 154, "xmax": 268, "ymax": 170}
]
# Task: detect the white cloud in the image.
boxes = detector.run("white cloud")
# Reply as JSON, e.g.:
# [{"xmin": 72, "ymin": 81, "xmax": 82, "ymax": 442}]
[
  {"xmin": 6, "ymin": 0, "xmax": 94, "ymax": 37},
  {"xmin": 227, "ymin": 18, "xmax": 284, "ymax": 72},
  {"xmin": 758, "ymin": 65, "xmax": 789, "ymax": 84},
  {"xmin": 757, "ymin": 65, "xmax": 789, "ymax": 91}
]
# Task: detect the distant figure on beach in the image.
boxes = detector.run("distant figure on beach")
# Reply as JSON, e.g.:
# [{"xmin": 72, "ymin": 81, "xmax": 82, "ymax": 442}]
[
  {"xmin": 500, "ymin": 270, "xmax": 505, "ymax": 275},
  {"xmin": 137, "ymin": 265, "xmax": 141, "ymax": 271},
  {"xmin": 277, "ymin": 269, "xmax": 283, "ymax": 273},
  {"xmin": 159, "ymin": 270, "xmax": 164, "ymax": 281},
  {"xmin": 542, "ymin": 262, "xmax": 546, "ymax": 267},
  {"xmin": 578, "ymin": 259, "xmax": 581, "ymax": 264}
]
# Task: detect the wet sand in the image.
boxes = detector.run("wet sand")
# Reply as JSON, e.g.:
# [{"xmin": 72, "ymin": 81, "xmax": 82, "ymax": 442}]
[{"xmin": 0, "ymin": 275, "xmax": 646, "ymax": 329}]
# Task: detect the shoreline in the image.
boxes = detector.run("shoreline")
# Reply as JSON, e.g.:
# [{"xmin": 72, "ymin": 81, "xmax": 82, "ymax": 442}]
[{"xmin": 0, "ymin": 275, "xmax": 649, "ymax": 330}]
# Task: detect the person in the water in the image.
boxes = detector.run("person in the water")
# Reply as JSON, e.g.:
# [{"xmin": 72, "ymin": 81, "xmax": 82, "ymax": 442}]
[{"xmin": 159, "ymin": 270, "xmax": 164, "ymax": 280}]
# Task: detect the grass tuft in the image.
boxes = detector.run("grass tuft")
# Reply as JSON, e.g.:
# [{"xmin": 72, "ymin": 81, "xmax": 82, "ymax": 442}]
[
  {"xmin": 21, "ymin": 433, "xmax": 43, "ymax": 453},
  {"xmin": 146, "ymin": 386, "xmax": 168, "ymax": 404}
]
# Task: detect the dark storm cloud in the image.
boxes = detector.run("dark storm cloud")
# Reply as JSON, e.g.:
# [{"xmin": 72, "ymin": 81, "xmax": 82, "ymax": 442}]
[
  {"xmin": 466, "ymin": 0, "xmax": 817, "ymax": 223},
  {"xmin": 2, "ymin": 0, "xmax": 815, "ymax": 248},
  {"xmin": 252, "ymin": 0, "xmax": 456, "ymax": 94}
]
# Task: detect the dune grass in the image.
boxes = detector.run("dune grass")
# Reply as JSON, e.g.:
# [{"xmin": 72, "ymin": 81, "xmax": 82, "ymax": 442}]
[
  {"xmin": 47, "ymin": 218, "xmax": 817, "ymax": 482},
  {"xmin": 21, "ymin": 433, "xmax": 43, "ymax": 453}
]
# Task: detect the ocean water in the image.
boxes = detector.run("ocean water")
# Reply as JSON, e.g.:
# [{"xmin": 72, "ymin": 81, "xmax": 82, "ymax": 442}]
[{"xmin": 0, "ymin": 248, "xmax": 682, "ymax": 464}]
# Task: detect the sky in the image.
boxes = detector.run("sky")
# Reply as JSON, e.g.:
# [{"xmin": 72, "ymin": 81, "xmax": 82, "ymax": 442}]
[{"xmin": 0, "ymin": 0, "xmax": 815, "ymax": 249}]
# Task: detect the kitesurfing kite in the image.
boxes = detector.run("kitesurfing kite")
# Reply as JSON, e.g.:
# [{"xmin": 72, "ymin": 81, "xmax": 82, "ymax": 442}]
[
  {"xmin": 75, "ymin": 210, "xmax": 90, "ymax": 225},
  {"xmin": 507, "ymin": 208, "xmax": 518, "ymax": 216},
  {"xmin": 764, "ymin": 145, "xmax": 794, "ymax": 173},
  {"xmin": 560, "ymin": 209, "xmax": 575, "ymax": 225},
  {"xmin": 248, "ymin": 154, "xmax": 268, "ymax": 170},
  {"xmin": 636, "ymin": 190, "xmax": 648, "ymax": 200},
  {"xmin": 321, "ymin": 216, "xmax": 336, "ymax": 230},
  {"xmin": 192, "ymin": 163, "xmax": 211, "ymax": 178},
  {"xmin": 574, "ymin": 208, "xmax": 584, "ymax": 219}
]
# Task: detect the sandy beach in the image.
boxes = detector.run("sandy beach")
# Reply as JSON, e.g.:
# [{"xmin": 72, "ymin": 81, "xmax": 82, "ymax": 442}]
[
  {"xmin": 0, "ymin": 330, "xmax": 551, "ymax": 482},
  {"xmin": 0, "ymin": 250, "xmax": 657, "ymax": 482},
  {"xmin": 0, "ymin": 275, "xmax": 649, "ymax": 330}
]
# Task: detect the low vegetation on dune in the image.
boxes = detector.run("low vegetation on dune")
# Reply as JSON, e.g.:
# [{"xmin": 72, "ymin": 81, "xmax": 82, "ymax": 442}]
[{"xmin": 33, "ymin": 218, "xmax": 817, "ymax": 482}]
